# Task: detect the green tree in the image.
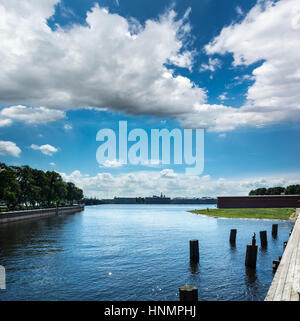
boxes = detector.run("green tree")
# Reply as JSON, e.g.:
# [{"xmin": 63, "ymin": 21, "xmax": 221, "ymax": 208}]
[
  {"xmin": 31, "ymin": 169, "xmax": 49, "ymax": 207},
  {"xmin": 266, "ymin": 186, "xmax": 285, "ymax": 195},
  {"xmin": 0, "ymin": 165, "xmax": 21, "ymax": 209},
  {"xmin": 45, "ymin": 171, "xmax": 67, "ymax": 206},
  {"xmin": 13, "ymin": 165, "xmax": 36, "ymax": 207},
  {"xmin": 249, "ymin": 188, "xmax": 267, "ymax": 195},
  {"xmin": 1, "ymin": 162, "xmax": 83, "ymax": 209},
  {"xmin": 285, "ymin": 185, "xmax": 300, "ymax": 195}
]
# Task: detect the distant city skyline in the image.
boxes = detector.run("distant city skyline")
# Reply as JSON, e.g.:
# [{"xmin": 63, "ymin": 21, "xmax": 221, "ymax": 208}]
[{"xmin": 1, "ymin": 0, "xmax": 300, "ymax": 198}]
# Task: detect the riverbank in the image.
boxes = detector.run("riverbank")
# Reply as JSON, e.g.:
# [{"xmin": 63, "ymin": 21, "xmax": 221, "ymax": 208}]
[
  {"xmin": 0, "ymin": 205, "xmax": 84, "ymax": 224},
  {"xmin": 188, "ymin": 208, "xmax": 296, "ymax": 220}
]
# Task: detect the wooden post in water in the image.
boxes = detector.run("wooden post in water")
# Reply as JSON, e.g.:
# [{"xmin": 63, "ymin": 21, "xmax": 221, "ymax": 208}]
[
  {"xmin": 283, "ymin": 241, "xmax": 288, "ymax": 250},
  {"xmin": 272, "ymin": 224, "xmax": 278, "ymax": 238},
  {"xmin": 229, "ymin": 229, "xmax": 237, "ymax": 244},
  {"xmin": 179, "ymin": 285, "xmax": 198, "ymax": 301},
  {"xmin": 245, "ymin": 233, "xmax": 258, "ymax": 269},
  {"xmin": 259, "ymin": 230, "xmax": 268, "ymax": 247},
  {"xmin": 190, "ymin": 239, "xmax": 199, "ymax": 263}
]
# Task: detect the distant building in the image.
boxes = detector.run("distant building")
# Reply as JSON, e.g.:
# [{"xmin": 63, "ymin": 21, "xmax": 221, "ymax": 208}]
[
  {"xmin": 99, "ymin": 195, "xmax": 217, "ymax": 205},
  {"xmin": 145, "ymin": 195, "xmax": 171, "ymax": 204},
  {"xmin": 171, "ymin": 198, "xmax": 217, "ymax": 204},
  {"xmin": 113, "ymin": 197, "xmax": 137, "ymax": 204}
]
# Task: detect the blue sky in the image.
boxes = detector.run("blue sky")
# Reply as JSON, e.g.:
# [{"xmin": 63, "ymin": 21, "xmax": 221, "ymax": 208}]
[{"xmin": 1, "ymin": 0, "xmax": 300, "ymax": 198}]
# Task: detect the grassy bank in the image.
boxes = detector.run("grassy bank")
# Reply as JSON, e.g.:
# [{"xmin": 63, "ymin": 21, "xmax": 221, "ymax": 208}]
[{"xmin": 188, "ymin": 208, "xmax": 296, "ymax": 220}]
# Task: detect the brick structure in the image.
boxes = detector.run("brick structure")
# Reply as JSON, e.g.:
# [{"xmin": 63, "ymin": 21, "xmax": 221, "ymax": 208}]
[{"xmin": 218, "ymin": 195, "xmax": 300, "ymax": 208}]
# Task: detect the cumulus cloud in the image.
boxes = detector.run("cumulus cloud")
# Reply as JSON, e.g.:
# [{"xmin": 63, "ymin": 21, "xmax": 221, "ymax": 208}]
[
  {"xmin": 100, "ymin": 159, "xmax": 124, "ymax": 168},
  {"xmin": 59, "ymin": 169, "xmax": 300, "ymax": 198},
  {"xmin": 0, "ymin": 118, "xmax": 12, "ymax": 127},
  {"xmin": 1, "ymin": 0, "xmax": 300, "ymax": 132},
  {"xmin": 0, "ymin": 140, "xmax": 21, "ymax": 157},
  {"xmin": 0, "ymin": 105, "xmax": 66, "ymax": 124},
  {"xmin": 30, "ymin": 144, "xmax": 58, "ymax": 156},
  {"xmin": 0, "ymin": 1, "xmax": 205, "ymax": 116},
  {"xmin": 204, "ymin": 0, "xmax": 300, "ymax": 129}
]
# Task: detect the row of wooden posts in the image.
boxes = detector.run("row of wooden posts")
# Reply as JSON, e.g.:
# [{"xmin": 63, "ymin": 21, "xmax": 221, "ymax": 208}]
[{"xmin": 179, "ymin": 223, "xmax": 292, "ymax": 301}]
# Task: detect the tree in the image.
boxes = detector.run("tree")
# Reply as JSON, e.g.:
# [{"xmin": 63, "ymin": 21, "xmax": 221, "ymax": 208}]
[
  {"xmin": 0, "ymin": 166, "xmax": 21, "ymax": 209},
  {"xmin": 249, "ymin": 188, "xmax": 267, "ymax": 195},
  {"xmin": 13, "ymin": 165, "xmax": 36, "ymax": 207},
  {"xmin": 31, "ymin": 169, "xmax": 49, "ymax": 206},
  {"xmin": 285, "ymin": 185, "xmax": 300, "ymax": 195},
  {"xmin": 45, "ymin": 171, "xmax": 67, "ymax": 206},
  {"xmin": 0, "ymin": 162, "xmax": 83, "ymax": 209},
  {"xmin": 266, "ymin": 187, "xmax": 285, "ymax": 195}
]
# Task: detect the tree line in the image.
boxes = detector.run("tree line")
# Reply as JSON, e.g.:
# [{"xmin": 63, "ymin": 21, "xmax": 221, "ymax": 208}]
[
  {"xmin": 249, "ymin": 185, "xmax": 300, "ymax": 196},
  {"xmin": 0, "ymin": 162, "xmax": 83, "ymax": 210}
]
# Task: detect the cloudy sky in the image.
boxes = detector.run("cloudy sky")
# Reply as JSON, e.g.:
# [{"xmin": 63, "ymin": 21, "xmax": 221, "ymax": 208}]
[{"xmin": 1, "ymin": 0, "xmax": 300, "ymax": 198}]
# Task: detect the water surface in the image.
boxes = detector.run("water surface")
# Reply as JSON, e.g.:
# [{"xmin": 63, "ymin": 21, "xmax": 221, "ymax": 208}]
[{"xmin": 0, "ymin": 204, "xmax": 294, "ymax": 301}]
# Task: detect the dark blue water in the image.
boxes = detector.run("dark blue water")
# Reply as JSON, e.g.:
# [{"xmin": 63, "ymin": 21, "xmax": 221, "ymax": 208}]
[{"xmin": 0, "ymin": 204, "xmax": 294, "ymax": 301}]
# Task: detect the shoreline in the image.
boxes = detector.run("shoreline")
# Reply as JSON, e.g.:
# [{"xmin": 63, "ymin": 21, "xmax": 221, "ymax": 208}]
[
  {"xmin": 189, "ymin": 212, "xmax": 296, "ymax": 221},
  {"xmin": 188, "ymin": 208, "xmax": 296, "ymax": 221},
  {"xmin": 0, "ymin": 205, "xmax": 84, "ymax": 225}
]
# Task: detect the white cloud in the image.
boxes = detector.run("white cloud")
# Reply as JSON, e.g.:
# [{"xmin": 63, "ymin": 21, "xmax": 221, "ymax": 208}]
[
  {"xmin": 0, "ymin": 140, "xmax": 21, "ymax": 157},
  {"xmin": 1, "ymin": 0, "xmax": 300, "ymax": 132},
  {"xmin": 49, "ymin": 162, "xmax": 56, "ymax": 166},
  {"xmin": 200, "ymin": 57, "xmax": 222, "ymax": 73},
  {"xmin": 0, "ymin": 118, "xmax": 12, "ymax": 127},
  {"xmin": 31, "ymin": 144, "xmax": 58, "ymax": 156},
  {"xmin": 100, "ymin": 159, "xmax": 123, "ymax": 168},
  {"xmin": 0, "ymin": 1, "xmax": 205, "ymax": 117},
  {"xmin": 218, "ymin": 92, "xmax": 228, "ymax": 101},
  {"xmin": 0, "ymin": 105, "xmax": 66, "ymax": 124},
  {"xmin": 59, "ymin": 169, "xmax": 300, "ymax": 198},
  {"xmin": 64, "ymin": 124, "xmax": 72, "ymax": 130},
  {"xmin": 204, "ymin": 0, "xmax": 300, "ymax": 129},
  {"xmin": 236, "ymin": 6, "xmax": 244, "ymax": 16},
  {"xmin": 160, "ymin": 169, "xmax": 177, "ymax": 178}
]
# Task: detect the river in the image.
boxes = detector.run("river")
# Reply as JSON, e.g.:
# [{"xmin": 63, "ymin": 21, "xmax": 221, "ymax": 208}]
[{"xmin": 0, "ymin": 204, "xmax": 294, "ymax": 301}]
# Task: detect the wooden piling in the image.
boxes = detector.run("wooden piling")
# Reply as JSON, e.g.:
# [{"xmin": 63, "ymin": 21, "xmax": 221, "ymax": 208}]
[
  {"xmin": 179, "ymin": 285, "xmax": 198, "ymax": 301},
  {"xmin": 229, "ymin": 229, "xmax": 237, "ymax": 244},
  {"xmin": 245, "ymin": 233, "xmax": 258, "ymax": 269},
  {"xmin": 189, "ymin": 239, "xmax": 199, "ymax": 263},
  {"xmin": 259, "ymin": 230, "xmax": 268, "ymax": 247},
  {"xmin": 272, "ymin": 224, "xmax": 278, "ymax": 238}
]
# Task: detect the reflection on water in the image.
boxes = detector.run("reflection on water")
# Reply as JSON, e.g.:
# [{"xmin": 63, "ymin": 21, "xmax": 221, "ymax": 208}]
[
  {"xmin": 0, "ymin": 204, "xmax": 294, "ymax": 301},
  {"xmin": 245, "ymin": 267, "xmax": 257, "ymax": 284},
  {"xmin": 189, "ymin": 262, "xmax": 199, "ymax": 274}
]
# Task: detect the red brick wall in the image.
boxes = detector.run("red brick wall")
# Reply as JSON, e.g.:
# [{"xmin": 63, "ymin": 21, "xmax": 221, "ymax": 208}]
[{"xmin": 218, "ymin": 196, "xmax": 300, "ymax": 208}]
